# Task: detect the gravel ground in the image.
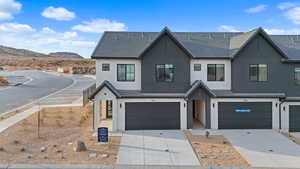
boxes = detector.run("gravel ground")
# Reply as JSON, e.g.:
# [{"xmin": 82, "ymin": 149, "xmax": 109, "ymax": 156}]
[
  {"xmin": 185, "ymin": 131, "xmax": 250, "ymax": 168},
  {"xmin": 0, "ymin": 105, "xmax": 121, "ymax": 165}
]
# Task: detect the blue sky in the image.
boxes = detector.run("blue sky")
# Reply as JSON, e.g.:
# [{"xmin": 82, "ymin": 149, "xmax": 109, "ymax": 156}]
[{"xmin": 1, "ymin": 0, "xmax": 300, "ymax": 58}]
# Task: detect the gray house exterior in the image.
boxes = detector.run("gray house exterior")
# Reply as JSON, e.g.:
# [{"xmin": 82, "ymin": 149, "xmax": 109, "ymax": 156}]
[{"xmin": 89, "ymin": 27, "xmax": 300, "ymax": 132}]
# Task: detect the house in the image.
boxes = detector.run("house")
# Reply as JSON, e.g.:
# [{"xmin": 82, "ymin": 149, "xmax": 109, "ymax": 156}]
[{"xmin": 89, "ymin": 27, "xmax": 300, "ymax": 132}]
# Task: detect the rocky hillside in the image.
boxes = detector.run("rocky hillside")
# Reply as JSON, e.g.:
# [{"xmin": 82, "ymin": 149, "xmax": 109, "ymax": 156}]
[
  {"xmin": 48, "ymin": 52, "xmax": 83, "ymax": 59},
  {"xmin": 0, "ymin": 45, "xmax": 49, "ymax": 58},
  {"xmin": 0, "ymin": 45, "xmax": 83, "ymax": 59}
]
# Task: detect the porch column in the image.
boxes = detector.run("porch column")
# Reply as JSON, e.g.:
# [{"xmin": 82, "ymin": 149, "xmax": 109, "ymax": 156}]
[{"xmin": 93, "ymin": 99, "xmax": 100, "ymax": 130}]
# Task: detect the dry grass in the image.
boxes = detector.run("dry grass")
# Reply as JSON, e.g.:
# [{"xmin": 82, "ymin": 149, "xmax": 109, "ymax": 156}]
[
  {"xmin": 0, "ymin": 76, "xmax": 8, "ymax": 86},
  {"xmin": 185, "ymin": 131, "xmax": 251, "ymax": 168},
  {"xmin": 0, "ymin": 105, "xmax": 121, "ymax": 165}
]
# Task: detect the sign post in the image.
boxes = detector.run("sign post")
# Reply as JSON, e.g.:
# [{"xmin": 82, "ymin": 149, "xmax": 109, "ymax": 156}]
[{"xmin": 98, "ymin": 127, "xmax": 108, "ymax": 144}]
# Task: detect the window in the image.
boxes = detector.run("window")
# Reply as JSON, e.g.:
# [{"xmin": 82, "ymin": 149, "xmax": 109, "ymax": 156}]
[
  {"xmin": 102, "ymin": 63, "xmax": 110, "ymax": 71},
  {"xmin": 117, "ymin": 64, "xmax": 135, "ymax": 81},
  {"xmin": 249, "ymin": 64, "xmax": 268, "ymax": 82},
  {"xmin": 207, "ymin": 64, "xmax": 224, "ymax": 81},
  {"xmin": 295, "ymin": 68, "xmax": 300, "ymax": 84},
  {"xmin": 156, "ymin": 64, "xmax": 174, "ymax": 82},
  {"xmin": 194, "ymin": 64, "xmax": 201, "ymax": 71}
]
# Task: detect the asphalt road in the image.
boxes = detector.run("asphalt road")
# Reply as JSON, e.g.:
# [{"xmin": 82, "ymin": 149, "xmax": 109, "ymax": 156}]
[{"xmin": 0, "ymin": 70, "xmax": 74, "ymax": 114}]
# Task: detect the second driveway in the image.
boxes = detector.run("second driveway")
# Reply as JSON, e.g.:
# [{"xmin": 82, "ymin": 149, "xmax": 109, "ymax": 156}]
[{"xmin": 117, "ymin": 130, "xmax": 200, "ymax": 166}]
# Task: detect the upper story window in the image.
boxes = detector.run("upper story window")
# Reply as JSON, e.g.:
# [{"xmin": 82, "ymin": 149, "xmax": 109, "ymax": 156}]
[
  {"xmin": 117, "ymin": 64, "xmax": 135, "ymax": 81},
  {"xmin": 102, "ymin": 63, "xmax": 110, "ymax": 71},
  {"xmin": 194, "ymin": 64, "xmax": 201, "ymax": 71},
  {"xmin": 249, "ymin": 64, "xmax": 268, "ymax": 82},
  {"xmin": 207, "ymin": 64, "xmax": 224, "ymax": 81},
  {"xmin": 156, "ymin": 64, "xmax": 174, "ymax": 82},
  {"xmin": 295, "ymin": 67, "xmax": 300, "ymax": 84}
]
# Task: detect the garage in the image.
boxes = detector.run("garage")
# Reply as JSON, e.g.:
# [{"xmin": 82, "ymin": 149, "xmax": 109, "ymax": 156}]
[
  {"xmin": 289, "ymin": 105, "xmax": 300, "ymax": 132},
  {"xmin": 125, "ymin": 102, "xmax": 180, "ymax": 130},
  {"xmin": 218, "ymin": 102, "xmax": 272, "ymax": 129}
]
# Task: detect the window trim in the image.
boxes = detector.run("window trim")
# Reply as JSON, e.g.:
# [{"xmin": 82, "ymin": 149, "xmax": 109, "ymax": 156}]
[
  {"xmin": 249, "ymin": 64, "xmax": 268, "ymax": 82},
  {"xmin": 117, "ymin": 64, "xmax": 135, "ymax": 82},
  {"xmin": 294, "ymin": 67, "xmax": 300, "ymax": 85},
  {"xmin": 155, "ymin": 64, "xmax": 175, "ymax": 82},
  {"xmin": 207, "ymin": 64, "xmax": 225, "ymax": 82},
  {"xmin": 102, "ymin": 63, "xmax": 110, "ymax": 71},
  {"xmin": 194, "ymin": 64, "xmax": 201, "ymax": 71}
]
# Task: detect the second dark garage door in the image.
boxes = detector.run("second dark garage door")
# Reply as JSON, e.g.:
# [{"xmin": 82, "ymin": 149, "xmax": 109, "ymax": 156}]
[
  {"xmin": 218, "ymin": 102, "xmax": 272, "ymax": 129},
  {"xmin": 125, "ymin": 102, "xmax": 180, "ymax": 130},
  {"xmin": 289, "ymin": 105, "xmax": 300, "ymax": 132}
]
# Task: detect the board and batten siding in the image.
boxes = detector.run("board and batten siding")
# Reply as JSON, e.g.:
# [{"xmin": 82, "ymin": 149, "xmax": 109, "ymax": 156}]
[
  {"xmin": 190, "ymin": 59, "xmax": 231, "ymax": 90},
  {"xmin": 96, "ymin": 59, "xmax": 141, "ymax": 90},
  {"xmin": 281, "ymin": 102, "xmax": 300, "ymax": 132}
]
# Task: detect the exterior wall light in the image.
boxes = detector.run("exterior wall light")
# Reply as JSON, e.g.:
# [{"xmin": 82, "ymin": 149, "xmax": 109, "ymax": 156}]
[
  {"xmin": 120, "ymin": 103, "xmax": 122, "ymax": 108},
  {"xmin": 212, "ymin": 103, "xmax": 215, "ymax": 108}
]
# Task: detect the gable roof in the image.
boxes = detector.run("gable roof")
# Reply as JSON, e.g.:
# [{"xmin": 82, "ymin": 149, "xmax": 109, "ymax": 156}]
[
  {"xmin": 89, "ymin": 80, "xmax": 121, "ymax": 99},
  {"xmin": 91, "ymin": 27, "xmax": 300, "ymax": 60},
  {"xmin": 138, "ymin": 27, "xmax": 193, "ymax": 58},
  {"xmin": 229, "ymin": 27, "xmax": 288, "ymax": 59},
  {"xmin": 185, "ymin": 80, "xmax": 216, "ymax": 98}
]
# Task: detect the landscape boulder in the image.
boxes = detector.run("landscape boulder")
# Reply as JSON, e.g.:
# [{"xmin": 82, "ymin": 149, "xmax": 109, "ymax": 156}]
[{"xmin": 74, "ymin": 140, "xmax": 87, "ymax": 152}]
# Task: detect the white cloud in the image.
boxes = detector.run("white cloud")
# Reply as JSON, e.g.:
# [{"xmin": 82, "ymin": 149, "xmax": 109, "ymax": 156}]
[
  {"xmin": 245, "ymin": 4, "xmax": 267, "ymax": 13},
  {"xmin": 265, "ymin": 28, "xmax": 300, "ymax": 34},
  {"xmin": 0, "ymin": 0, "xmax": 21, "ymax": 20},
  {"xmin": 0, "ymin": 23, "xmax": 35, "ymax": 33},
  {"xmin": 72, "ymin": 19, "xmax": 127, "ymax": 33},
  {"xmin": 285, "ymin": 7, "xmax": 300, "ymax": 24},
  {"xmin": 278, "ymin": 2, "xmax": 296, "ymax": 10},
  {"xmin": 0, "ymin": 23, "xmax": 96, "ymax": 57},
  {"xmin": 42, "ymin": 6, "xmax": 75, "ymax": 21},
  {"xmin": 218, "ymin": 25, "xmax": 240, "ymax": 32}
]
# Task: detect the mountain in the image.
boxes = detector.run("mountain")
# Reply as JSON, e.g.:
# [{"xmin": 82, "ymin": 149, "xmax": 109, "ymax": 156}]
[
  {"xmin": 0, "ymin": 45, "xmax": 83, "ymax": 59},
  {"xmin": 0, "ymin": 45, "xmax": 49, "ymax": 58},
  {"xmin": 48, "ymin": 52, "xmax": 83, "ymax": 59}
]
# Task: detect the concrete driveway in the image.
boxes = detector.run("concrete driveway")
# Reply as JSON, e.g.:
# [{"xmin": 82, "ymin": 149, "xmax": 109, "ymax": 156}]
[
  {"xmin": 117, "ymin": 130, "xmax": 200, "ymax": 166},
  {"xmin": 220, "ymin": 130, "xmax": 300, "ymax": 168}
]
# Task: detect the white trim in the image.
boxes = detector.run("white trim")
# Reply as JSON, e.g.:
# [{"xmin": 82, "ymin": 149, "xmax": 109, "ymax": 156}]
[
  {"xmin": 210, "ymin": 98, "xmax": 280, "ymax": 130},
  {"xmin": 117, "ymin": 98, "xmax": 187, "ymax": 131},
  {"xmin": 281, "ymin": 102, "xmax": 300, "ymax": 132}
]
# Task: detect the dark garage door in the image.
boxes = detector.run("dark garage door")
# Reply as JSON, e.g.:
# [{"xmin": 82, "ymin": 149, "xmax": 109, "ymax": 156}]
[
  {"xmin": 125, "ymin": 102, "xmax": 180, "ymax": 130},
  {"xmin": 289, "ymin": 105, "xmax": 300, "ymax": 132},
  {"xmin": 218, "ymin": 102, "xmax": 272, "ymax": 129}
]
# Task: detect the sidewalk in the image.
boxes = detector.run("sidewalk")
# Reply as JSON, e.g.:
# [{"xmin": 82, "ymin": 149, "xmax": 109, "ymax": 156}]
[
  {"xmin": 0, "ymin": 106, "xmax": 40, "ymax": 133},
  {"xmin": 0, "ymin": 164, "xmax": 209, "ymax": 169}
]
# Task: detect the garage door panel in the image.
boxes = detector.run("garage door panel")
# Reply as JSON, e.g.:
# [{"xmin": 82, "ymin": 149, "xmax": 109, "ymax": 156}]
[
  {"xmin": 218, "ymin": 102, "xmax": 272, "ymax": 129},
  {"xmin": 125, "ymin": 102, "xmax": 180, "ymax": 130},
  {"xmin": 289, "ymin": 105, "xmax": 300, "ymax": 132}
]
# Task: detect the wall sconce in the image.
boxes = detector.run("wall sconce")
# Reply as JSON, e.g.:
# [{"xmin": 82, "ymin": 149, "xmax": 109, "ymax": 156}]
[
  {"xmin": 276, "ymin": 103, "xmax": 278, "ymax": 108},
  {"xmin": 120, "ymin": 103, "xmax": 122, "ymax": 108},
  {"xmin": 212, "ymin": 103, "xmax": 215, "ymax": 108},
  {"xmin": 184, "ymin": 103, "xmax": 186, "ymax": 108},
  {"xmin": 283, "ymin": 106, "xmax": 285, "ymax": 111}
]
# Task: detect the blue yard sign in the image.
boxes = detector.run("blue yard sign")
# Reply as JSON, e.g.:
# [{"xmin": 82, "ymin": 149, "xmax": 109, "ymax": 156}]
[
  {"xmin": 235, "ymin": 109, "xmax": 252, "ymax": 113},
  {"xmin": 98, "ymin": 127, "xmax": 108, "ymax": 144}
]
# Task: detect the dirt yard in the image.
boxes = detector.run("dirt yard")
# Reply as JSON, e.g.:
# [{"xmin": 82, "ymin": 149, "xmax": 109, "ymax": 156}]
[
  {"xmin": 0, "ymin": 76, "xmax": 8, "ymax": 86},
  {"xmin": 185, "ymin": 131, "xmax": 250, "ymax": 168},
  {"xmin": 0, "ymin": 106, "xmax": 121, "ymax": 164}
]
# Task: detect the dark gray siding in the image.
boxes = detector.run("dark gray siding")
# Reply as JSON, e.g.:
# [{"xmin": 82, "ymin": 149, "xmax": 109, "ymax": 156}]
[
  {"xmin": 187, "ymin": 87, "xmax": 211, "ymax": 129},
  {"xmin": 141, "ymin": 34, "xmax": 190, "ymax": 93},
  {"xmin": 289, "ymin": 105, "xmax": 300, "ymax": 132},
  {"xmin": 232, "ymin": 34, "xmax": 300, "ymax": 97},
  {"xmin": 125, "ymin": 102, "xmax": 180, "ymax": 130},
  {"xmin": 218, "ymin": 102, "xmax": 272, "ymax": 129}
]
